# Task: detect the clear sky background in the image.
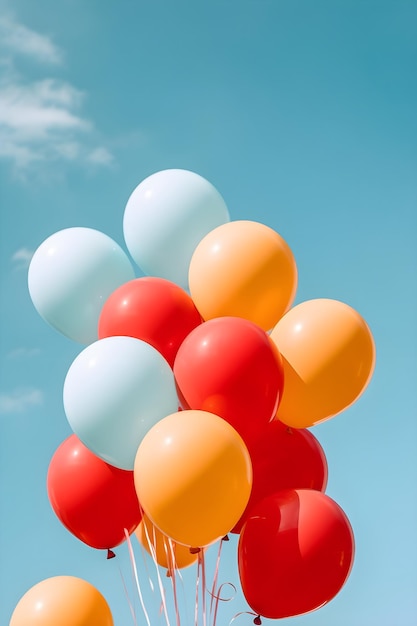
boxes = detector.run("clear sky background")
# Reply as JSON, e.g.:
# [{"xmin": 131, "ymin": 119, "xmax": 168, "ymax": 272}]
[{"xmin": 0, "ymin": 1, "xmax": 416, "ymax": 625}]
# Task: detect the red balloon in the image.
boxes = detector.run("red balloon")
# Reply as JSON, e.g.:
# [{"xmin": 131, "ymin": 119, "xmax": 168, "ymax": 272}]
[
  {"xmin": 98, "ymin": 277, "xmax": 202, "ymax": 367},
  {"xmin": 238, "ymin": 489, "xmax": 354, "ymax": 619},
  {"xmin": 173, "ymin": 317, "xmax": 284, "ymax": 446},
  {"xmin": 231, "ymin": 420, "xmax": 328, "ymax": 533},
  {"xmin": 47, "ymin": 435, "xmax": 142, "ymax": 550}
]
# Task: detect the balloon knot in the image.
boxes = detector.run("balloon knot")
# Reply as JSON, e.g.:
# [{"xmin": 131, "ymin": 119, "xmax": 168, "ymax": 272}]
[
  {"xmin": 222, "ymin": 534, "xmax": 230, "ymax": 542},
  {"xmin": 107, "ymin": 549, "xmax": 116, "ymax": 560},
  {"xmin": 286, "ymin": 426, "xmax": 293, "ymax": 435},
  {"xmin": 189, "ymin": 547, "xmax": 201, "ymax": 554},
  {"xmin": 254, "ymin": 616, "xmax": 262, "ymax": 625}
]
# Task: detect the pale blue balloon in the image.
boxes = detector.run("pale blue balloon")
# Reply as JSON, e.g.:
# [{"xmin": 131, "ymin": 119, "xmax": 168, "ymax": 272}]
[
  {"xmin": 63, "ymin": 336, "xmax": 179, "ymax": 470},
  {"xmin": 28, "ymin": 227, "xmax": 135, "ymax": 345},
  {"xmin": 123, "ymin": 169, "xmax": 230, "ymax": 289}
]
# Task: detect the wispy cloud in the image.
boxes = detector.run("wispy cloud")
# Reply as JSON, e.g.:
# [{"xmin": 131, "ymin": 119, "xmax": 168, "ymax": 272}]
[
  {"xmin": 0, "ymin": 15, "xmax": 62, "ymax": 65},
  {"xmin": 0, "ymin": 78, "xmax": 91, "ymax": 169},
  {"xmin": 0, "ymin": 79, "xmax": 88, "ymax": 137},
  {"xmin": 87, "ymin": 146, "xmax": 115, "ymax": 167},
  {"xmin": 0, "ymin": 387, "xmax": 43, "ymax": 414},
  {"xmin": 11, "ymin": 247, "xmax": 34, "ymax": 269},
  {"xmin": 0, "ymin": 14, "xmax": 114, "ymax": 174}
]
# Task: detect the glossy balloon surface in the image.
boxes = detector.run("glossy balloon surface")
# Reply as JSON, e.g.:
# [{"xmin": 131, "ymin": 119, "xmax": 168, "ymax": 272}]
[
  {"xmin": 98, "ymin": 277, "xmax": 202, "ymax": 367},
  {"xmin": 238, "ymin": 489, "xmax": 354, "ymax": 619},
  {"xmin": 270, "ymin": 298, "xmax": 376, "ymax": 428},
  {"xmin": 189, "ymin": 220, "xmax": 297, "ymax": 330},
  {"xmin": 232, "ymin": 420, "xmax": 328, "ymax": 533},
  {"xmin": 134, "ymin": 410, "xmax": 252, "ymax": 548},
  {"xmin": 63, "ymin": 336, "xmax": 178, "ymax": 469},
  {"xmin": 47, "ymin": 435, "xmax": 141, "ymax": 549},
  {"xmin": 9, "ymin": 576, "xmax": 113, "ymax": 626},
  {"xmin": 174, "ymin": 316, "xmax": 284, "ymax": 446},
  {"xmin": 28, "ymin": 227, "xmax": 134, "ymax": 344},
  {"xmin": 123, "ymin": 169, "xmax": 230, "ymax": 289}
]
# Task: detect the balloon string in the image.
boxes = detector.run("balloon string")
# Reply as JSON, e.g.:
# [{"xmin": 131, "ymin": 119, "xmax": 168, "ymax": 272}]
[
  {"xmin": 135, "ymin": 537, "xmax": 156, "ymax": 594},
  {"xmin": 210, "ymin": 582, "xmax": 237, "ymax": 626},
  {"xmin": 118, "ymin": 564, "xmax": 138, "ymax": 626},
  {"xmin": 169, "ymin": 541, "xmax": 191, "ymax": 626},
  {"xmin": 199, "ymin": 550, "xmax": 207, "ymax": 626},
  {"xmin": 124, "ymin": 529, "xmax": 151, "ymax": 626},
  {"xmin": 164, "ymin": 538, "xmax": 181, "ymax": 626},
  {"xmin": 141, "ymin": 520, "xmax": 171, "ymax": 626},
  {"xmin": 209, "ymin": 538, "xmax": 224, "ymax": 618},
  {"xmin": 194, "ymin": 549, "xmax": 202, "ymax": 626},
  {"xmin": 229, "ymin": 611, "xmax": 261, "ymax": 625}
]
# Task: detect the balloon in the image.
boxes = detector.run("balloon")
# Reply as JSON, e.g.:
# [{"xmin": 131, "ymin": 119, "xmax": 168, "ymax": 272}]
[
  {"xmin": 63, "ymin": 336, "xmax": 179, "ymax": 470},
  {"xmin": 188, "ymin": 220, "xmax": 298, "ymax": 331},
  {"xmin": 123, "ymin": 169, "xmax": 230, "ymax": 289},
  {"xmin": 270, "ymin": 298, "xmax": 376, "ymax": 428},
  {"xmin": 9, "ymin": 576, "xmax": 113, "ymax": 626},
  {"xmin": 134, "ymin": 410, "xmax": 253, "ymax": 548},
  {"xmin": 98, "ymin": 277, "xmax": 202, "ymax": 367},
  {"xmin": 28, "ymin": 227, "xmax": 135, "ymax": 344},
  {"xmin": 135, "ymin": 513, "xmax": 198, "ymax": 572},
  {"xmin": 231, "ymin": 420, "xmax": 328, "ymax": 533},
  {"xmin": 238, "ymin": 489, "xmax": 354, "ymax": 619},
  {"xmin": 173, "ymin": 316, "xmax": 284, "ymax": 446},
  {"xmin": 47, "ymin": 434, "xmax": 141, "ymax": 550}
]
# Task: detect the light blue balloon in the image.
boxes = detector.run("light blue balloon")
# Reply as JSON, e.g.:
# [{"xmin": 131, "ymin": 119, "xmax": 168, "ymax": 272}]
[
  {"xmin": 28, "ymin": 227, "xmax": 135, "ymax": 345},
  {"xmin": 63, "ymin": 336, "xmax": 179, "ymax": 470},
  {"xmin": 123, "ymin": 169, "xmax": 230, "ymax": 289}
]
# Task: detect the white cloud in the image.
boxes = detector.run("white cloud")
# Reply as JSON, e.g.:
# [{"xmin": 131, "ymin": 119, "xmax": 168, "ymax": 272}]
[
  {"xmin": 0, "ymin": 15, "xmax": 62, "ymax": 65},
  {"xmin": 0, "ymin": 387, "xmax": 43, "ymax": 414},
  {"xmin": 0, "ymin": 15, "xmax": 114, "ymax": 174},
  {"xmin": 0, "ymin": 79, "xmax": 91, "ymax": 168},
  {"xmin": 11, "ymin": 247, "xmax": 34, "ymax": 268},
  {"xmin": 87, "ymin": 146, "xmax": 114, "ymax": 166},
  {"xmin": 54, "ymin": 141, "xmax": 81, "ymax": 160},
  {"xmin": 0, "ymin": 79, "xmax": 89, "ymax": 138}
]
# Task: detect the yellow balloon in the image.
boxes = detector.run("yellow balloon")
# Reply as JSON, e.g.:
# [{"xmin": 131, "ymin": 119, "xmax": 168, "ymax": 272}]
[
  {"xmin": 270, "ymin": 299, "xmax": 376, "ymax": 428},
  {"xmin": 134, "ymin": 410, "xmax": 253, "ymax": 548},
  {"xmin": 135, "ymin": 513, "xmax": 198, "ymax": 571},
  {"xmin": 188, "ymin": 220, "xmax": 297, "ymax": 331},
  {"xmin": 9, "ymin": 576, "xmax": 113, "ymax": 626}
]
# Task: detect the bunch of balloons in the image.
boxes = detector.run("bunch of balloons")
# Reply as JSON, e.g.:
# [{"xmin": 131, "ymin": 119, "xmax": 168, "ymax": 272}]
[{"xmin": 11, "ymin": 169, "xmax": 376, "ymax": 625}]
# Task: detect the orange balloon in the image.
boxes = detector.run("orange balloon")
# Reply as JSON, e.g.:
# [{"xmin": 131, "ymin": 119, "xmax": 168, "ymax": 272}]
[
  {"xmin": 9, "ymin": 576, "xmax": 113, "ymax": 626},
  {"xmin": 134, "ymin": 410, "xmax": 253, "ymax": 548},
  {"xmin": 270, "ymin": 299, "xmax": 376, "ymax": 428},
  {"xmin": 135, "ymin": 513, "xmax": 198, "ymax": 571},
  {"xmin": 188, "ymin": 220, "xmax": 297, "ymax": 331}
]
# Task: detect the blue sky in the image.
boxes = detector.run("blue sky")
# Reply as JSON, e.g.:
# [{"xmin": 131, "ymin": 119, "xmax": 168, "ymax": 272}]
[{"xmin": 1, "ymin": 0, "xmax": 416, "ymax": 624}]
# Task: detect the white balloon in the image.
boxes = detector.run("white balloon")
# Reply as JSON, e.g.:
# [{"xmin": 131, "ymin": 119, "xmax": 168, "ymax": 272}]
[
  {"xmin": 28, "ymin": 227, "xmax": 135, "ymax": 344},
  {"xmin": 63, "ymin": 336, "xmax": 179, "ymax": 470},
  {"xmin": 123, "ymin": 169, "xmax": 230, "ymax": 289}
]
